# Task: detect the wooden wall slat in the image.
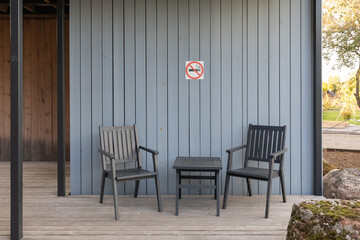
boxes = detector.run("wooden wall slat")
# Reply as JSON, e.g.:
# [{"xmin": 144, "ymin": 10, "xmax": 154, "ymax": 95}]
[
  {"xmin": 30, "ymin": 19, "xmax": 39, "ymax": 161},
  {"xmin": 38, "ymin": 19, "xmax": 46, "ymax": 161},
  {"xmin": 91, "ymin": 0, "xmax": 106, "ymax": 195},
  {"xmin": 145, "ymin": 0, "xmax": 157, "ymax": 195},
  {"xmin": 210, "ymin": 0, "xmax": 221, "ymax": 196},
  {"xmin": 290, "ymin": 0, "xmax": 302, "ymax": 195},
  {"xmin": 65, "ymin": 19, "xmax": 70, "ymax": 163},
  {"xmin": 51, "ymin": 18, "xmax": 58, "ymax": 162},
  {"xmin": 221, "ymin": 0, "xmax": 232, "ymax": 195},
  {"xmin": 157, "ymin": 0, "xmax": 168, "ymax": 195},
  {"xmin": 0, "ymin": 18, "xmax": 69, "ymax": 162},
  {"xmin": 44, "ymin": 20, "xmax": 53, "ymax": 161},
  {"xmin": 258, "ymin": 0, "xmax": 270, "ymax": 195},
  {"xmin": 124, "ymin": 0, "xmax": 136, "ymax": 195},
  {"xmin": 23, "ymin": 20, "xmax": 32, "ymax": 161},
  {"xmin": 231, "ymin": 0, "xmax": 243, "ymax": 196},
  {"xmin": 135, "ymin": 0, "xmax": 147, "ymax": 195},
  {"xmin": 241, "ymin": 0, "xmax": 248, "ymax": 194},
  {"xmin": 247, "ymin": 0, "xmax": 259, "ymax": 195},
  {"xmin": 280, "ymin": 0, "xmax": 291, "ymax": 195},
  {"xmin": 167, "ymin": 0, "xmax": 179, "ymax": 195},
  {"xmin": 301, "ymin": 0, "xmax": 314, "ymax": 195},
  {"xmin": 269, "ymin": 0, "xmax": 281, "ymax": 194},
  {"xmin": 178, "ymin": 0, "xmax": 190, "ymax": 195},
  {"xmin": 70, "ymin": 0, "xmax": 82, "ymax": 194},
  {"xmin": 199, "ymin": 0, "xmax": 211, "ymax": 195},
  {"xmin": 80, "ymin": 0, "xmax": 92, "ymax": 195},
  {"xmin": 101, "ymin": 0, "xmax": 114, "ymax": 195},
  {"xmin": 112, "ymin": 0, "xmax": 125, "ymax": 195},
  {"xmin": 189, "ymin": 0, "xmax": 200, "ymax": 195}
]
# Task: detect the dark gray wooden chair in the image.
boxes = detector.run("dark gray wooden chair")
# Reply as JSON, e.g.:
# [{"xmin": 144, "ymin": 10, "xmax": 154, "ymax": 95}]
[
  {"xmin": 222, "ymin": 124, "xmax": 287, "ymax": 218},
  {"xmin": 98, "ymin": 124, "xmax": 162, "ymax": 220}
]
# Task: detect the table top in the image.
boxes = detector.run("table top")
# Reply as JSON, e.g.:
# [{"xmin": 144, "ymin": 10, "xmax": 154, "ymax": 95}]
[{"xmin": 173, "ymin": 157, "xmax": 222, "ymax": 170}]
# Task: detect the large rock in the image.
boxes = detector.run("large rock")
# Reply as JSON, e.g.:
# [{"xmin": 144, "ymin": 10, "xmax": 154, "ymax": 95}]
[
  {"xmin": 324, "ymin": 168, "xmax": 360, "ymax": 200},
  {"xmin": 287, "ymin": 200, "xmax": 360, "ymax": 240}
]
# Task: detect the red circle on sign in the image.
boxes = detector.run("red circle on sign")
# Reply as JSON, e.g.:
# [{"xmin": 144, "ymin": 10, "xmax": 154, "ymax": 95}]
[{"xmin": 186, "ymin": 61, "xmax": 204, "ymax": 80}]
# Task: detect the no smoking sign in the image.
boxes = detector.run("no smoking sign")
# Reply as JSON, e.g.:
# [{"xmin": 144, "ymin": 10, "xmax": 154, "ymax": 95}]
[{"xmin": 185, "ymin": 61, "xmax": 204, "ymax": 80}]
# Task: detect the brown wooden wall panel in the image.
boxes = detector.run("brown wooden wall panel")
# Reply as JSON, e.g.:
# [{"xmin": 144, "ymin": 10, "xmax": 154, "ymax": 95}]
[{"xmin": 0, "ymin": 18, "xmax": 69, "ymax": 161}]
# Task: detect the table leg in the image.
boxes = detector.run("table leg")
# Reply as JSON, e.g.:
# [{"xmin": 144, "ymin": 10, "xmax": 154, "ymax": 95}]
[
  {"xmin": 176, "ymin": 170, "xmax": 179, "ymax": 216},
  {"xmin": 179, "ymin": 172, "xmax": 182, "ymax": 199},
  {"xmin": 216, "ymin": 171, "xmax": 220, "ymax": 216},
  {"xmin": 214, "ymin": 172, "xmax": 217, "ymax": 200}
]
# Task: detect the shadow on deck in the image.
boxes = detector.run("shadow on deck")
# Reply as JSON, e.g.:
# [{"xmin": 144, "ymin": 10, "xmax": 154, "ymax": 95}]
[{"xmin": 0, "ymin": 161, "xmax": 323, "ymax": 240}]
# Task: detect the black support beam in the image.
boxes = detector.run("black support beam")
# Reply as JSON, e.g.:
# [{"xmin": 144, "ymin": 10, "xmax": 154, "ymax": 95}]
[
  {"xmin": 57, "ymin": 0, "xmax": 65, "ymax": 197},
  {"xmin": 10, "ymin": 0, "xmax": 23, "ymax": 239},
  {"xmin": 314, "ymin": 0, "xmax": 323, "ymax": 196}
]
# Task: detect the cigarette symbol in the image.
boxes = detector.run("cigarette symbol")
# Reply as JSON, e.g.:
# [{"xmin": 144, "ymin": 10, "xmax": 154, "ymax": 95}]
[{"xmin": 189, "ymin": 64, "xmax": 201, "ymax": 72}]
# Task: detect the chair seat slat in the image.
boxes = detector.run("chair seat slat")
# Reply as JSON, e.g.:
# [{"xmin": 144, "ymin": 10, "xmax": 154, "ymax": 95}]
[{"xmin": 228, "ymin": 167, "xmax": 280, "ymax": 179}]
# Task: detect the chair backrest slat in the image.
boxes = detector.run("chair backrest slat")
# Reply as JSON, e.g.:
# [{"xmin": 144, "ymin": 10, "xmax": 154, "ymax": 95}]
[
  {"xmin": 117, "ymin": 130, "xmax": 123, "ymax": 159},
  {"xmin": 99, "ymin": 125, "xmax": 140, "ymax": 166},
  {"xmin": 262, "ymin": 129, "xmax": 269, "ymax": 159},
  {"xmin": 245, "ymin": 124, "xmax": 286, "ymax": 165}
]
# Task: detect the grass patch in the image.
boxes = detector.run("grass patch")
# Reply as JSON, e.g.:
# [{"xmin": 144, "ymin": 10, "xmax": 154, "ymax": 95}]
[{"xmin": 323, "ymin": 109, "xmax": 360, "ymax": 125}]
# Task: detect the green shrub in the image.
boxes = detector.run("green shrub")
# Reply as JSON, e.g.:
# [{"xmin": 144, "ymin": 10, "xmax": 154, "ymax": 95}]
[{"xmin": 341, "ymin": 109, "xmax": 352, "ymax": 120}]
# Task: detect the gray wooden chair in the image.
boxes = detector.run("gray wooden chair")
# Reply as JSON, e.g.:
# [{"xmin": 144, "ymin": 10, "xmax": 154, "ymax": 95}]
[
  {"xmin": 98, "ymin": 124, "xmax": 162, "ymax": 220},
  {"xmin": 222, "ymin": 124, "xmax": 287, "ymax": 218}
]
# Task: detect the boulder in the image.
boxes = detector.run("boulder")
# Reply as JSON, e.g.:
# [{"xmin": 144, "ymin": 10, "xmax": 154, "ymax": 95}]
[
  {"xmin": 323, "ymin": 168, "xmax": 360, "ymax": 200},
  {"xmin": 287, "ymin": 200, "xmax": 360, "ymax": 240}
]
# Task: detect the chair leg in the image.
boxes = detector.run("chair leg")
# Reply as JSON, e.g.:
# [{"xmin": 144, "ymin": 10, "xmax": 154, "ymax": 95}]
[
  {"xmin": 265, "ymin": 178, "xmax": 273, "ymax": 218},
  {"xmin": 280, "ymin": 171, "xmax": 286, "ymax": 203},
  {"xmin": 134, "ymin": 180, "xmax": 140, "ymax": 198},
  {"xmin": 222, "ymin": 173, "xmax": 231, "ymax": 209},
  {"xmin": 216, "ymin": 171, "xmax": 220, "ymax": 217},
  {"xmin": 246, "ymin": 178, "xmax": 252, "ymax": 196},
  {"xmin": 99, "ymin": 171, "xmax": 106, "ymax": 204},
  {"xmin": 155, "ymin": 174, "xmax": 162, "ymax": 212},
  {"xmin": 112, "ymin": 179, "xmax": 119, "ymax": 220}
]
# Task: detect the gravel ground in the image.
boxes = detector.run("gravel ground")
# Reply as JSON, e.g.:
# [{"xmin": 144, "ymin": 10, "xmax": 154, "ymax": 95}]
[
  {"xmin": 323, "ymin": 133, "xmax": 360, "ymax": 150},
  {"xmin": 323, "ymin": 151, "xmax": 360, "ymax": 169}
]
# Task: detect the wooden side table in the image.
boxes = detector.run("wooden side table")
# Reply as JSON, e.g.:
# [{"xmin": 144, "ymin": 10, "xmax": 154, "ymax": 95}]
[{"xmin": 172, "ymin": 157, "xmax": 222, "ymax": 216}]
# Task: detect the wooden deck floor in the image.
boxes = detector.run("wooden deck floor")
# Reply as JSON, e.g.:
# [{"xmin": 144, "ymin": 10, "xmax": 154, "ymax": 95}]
[{"xmin": 0, "ymin": 162, "xmax": 323, "ymax": 240}]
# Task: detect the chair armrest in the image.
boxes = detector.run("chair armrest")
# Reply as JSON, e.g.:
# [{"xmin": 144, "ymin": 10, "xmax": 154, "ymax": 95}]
[
  {"xmin": 225, "ymin": 145, "xmax": 246, "ymax": 171},
  {"xmin": 98, "ymin": 149, "xmax": 115, "ymax": 159},
  {"xmin": 139, "ymin": 146, "xmax": 159, "ymax": 172},
  {"xmin": 269, "ymin": 148, "xmax": 288, "ymax": 159},
  {"xmin": 226, "ymin": 145, "xmax": 247, "ymax": 154},
  {"xmin": 139, "ymin": 146, "xmax": 159, "ymax": 155}
]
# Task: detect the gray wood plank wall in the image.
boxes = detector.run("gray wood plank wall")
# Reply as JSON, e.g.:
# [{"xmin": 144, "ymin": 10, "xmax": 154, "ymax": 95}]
[{"xmin": 70, "ymin": 0, "xmax": 314, "ymax": 195}]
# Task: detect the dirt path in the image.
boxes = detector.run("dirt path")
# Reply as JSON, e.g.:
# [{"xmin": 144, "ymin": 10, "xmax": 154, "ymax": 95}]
[{"xmin": 323, "ymin": 134, "xmax": 360, "ymax": 150}]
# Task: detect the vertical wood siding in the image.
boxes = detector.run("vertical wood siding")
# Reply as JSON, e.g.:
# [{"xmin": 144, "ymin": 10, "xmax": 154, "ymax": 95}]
[
  {"xmin": 0, "ymin": 18, "xmax": 70, "ymax": 162},
  {"xmin": 70, "ymin": 0, "xmax": 315, "ymax": 195}
]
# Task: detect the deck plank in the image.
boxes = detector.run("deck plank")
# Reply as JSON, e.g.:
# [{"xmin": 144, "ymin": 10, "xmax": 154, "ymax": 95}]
[{"xmin": 0, "ymin": 162, "xmax": 323, "ymax": 239}]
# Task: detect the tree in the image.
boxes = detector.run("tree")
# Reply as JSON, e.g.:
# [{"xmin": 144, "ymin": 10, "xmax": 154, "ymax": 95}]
[{"xmin": 323, "ymin": 0, "xmax": 360, "ymax": 107}]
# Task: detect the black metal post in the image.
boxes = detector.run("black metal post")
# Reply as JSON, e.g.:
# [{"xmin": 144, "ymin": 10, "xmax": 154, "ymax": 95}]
[
  {"xmin": 57, "ymin": 0, "xmax": 66, "ymax": 197},
  {"xmin": 314, "ymin": 0, "xmax": 323, "ymax": 196},
  {"xmin": 10, "ymin": 0, "xmax": 23, "ymax": 239}
]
